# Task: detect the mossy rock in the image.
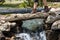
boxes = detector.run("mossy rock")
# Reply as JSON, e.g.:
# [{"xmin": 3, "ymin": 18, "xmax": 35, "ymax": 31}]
[{"xmin": 22, "ymin": 19, "xmax": 44, "ymax": 31}]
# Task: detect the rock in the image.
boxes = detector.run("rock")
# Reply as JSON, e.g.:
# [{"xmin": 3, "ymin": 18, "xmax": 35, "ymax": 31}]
[
  {"xmin": 22, "ymin": 19, "xmax": 44, "ymax": 31},
  {"xmin": 50, "ymin": 8, "xmax": 60, "ymax": 12},
  {"xmin": 0, "ymin": 22, "xmax": 16, "ymax": 31},
  {"xmin": 50, "ymin": 8, "xmax": 56, "ymax": 12},
  {"xmin": 46, "ymin": 30, "xmax": 59, "ymax": 40},
  {"xmin": 46, "ymin": 12, "xmax": 60, "ymax": 23},
  {"xmin": 51, "ymin": 20, "xmax": 60, "ymax": 30},
  {"xmin": 46, "ymin": 15, "xmax": 56, "ymax": 23}
]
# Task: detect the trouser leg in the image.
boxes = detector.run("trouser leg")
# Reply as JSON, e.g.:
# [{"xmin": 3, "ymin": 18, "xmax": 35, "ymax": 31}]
[{"xmin": 43, "ymin": 0, "xmax": 47, "ymax": 6}]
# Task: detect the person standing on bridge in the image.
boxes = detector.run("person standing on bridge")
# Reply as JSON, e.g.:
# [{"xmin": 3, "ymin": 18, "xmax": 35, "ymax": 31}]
[{"xmin": 31, "ymin": 0, "xmax": 51, "ymax": 13}]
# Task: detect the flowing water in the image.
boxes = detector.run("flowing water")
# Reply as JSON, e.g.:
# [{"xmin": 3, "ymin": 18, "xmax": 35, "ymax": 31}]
[{"xmin": 15, "ymin": 31, "xmax": 47, "ymax": 40}]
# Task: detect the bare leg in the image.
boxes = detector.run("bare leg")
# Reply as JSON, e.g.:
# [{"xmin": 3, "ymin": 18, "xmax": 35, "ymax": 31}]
[
  {"xmin": 31, "ymin": 0, "xmax": 50, "ymax": 13},
  {"xmin": 33, "ymin": 2, "xmax": 38, "ymax": 10},
  {"xmin": 43, "ymin": 0, "xmax": 47, "ymax": 6},
  {"xmin": 31, "ymin": 0, "xmax": 38, "ymax": 13}
]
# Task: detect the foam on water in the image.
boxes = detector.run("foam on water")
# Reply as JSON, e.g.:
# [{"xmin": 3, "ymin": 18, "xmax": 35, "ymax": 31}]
[{"xmin": 15, "ymin": 31, "xmax": 47, "ymax": 40}]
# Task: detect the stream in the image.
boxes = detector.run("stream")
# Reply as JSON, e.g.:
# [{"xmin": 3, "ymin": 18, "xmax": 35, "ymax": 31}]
[
  {"xmin": 15, "ymin": 31, "xmax": 47, "ymax": 40},
  {"xmin": 14, "ymin": 19, "xmax": 47, "ymax": 40}
]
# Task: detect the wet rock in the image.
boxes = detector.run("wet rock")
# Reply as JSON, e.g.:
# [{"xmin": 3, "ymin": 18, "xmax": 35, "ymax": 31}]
[
  {"xmin": 51, "ymin": 20, "xmax": 60, "ymax": 30},
  {"xmin": 46, "ymin": 15, "xmax": 56, "ymax": 23},
  {"xmin": 46, "ymin": 12, "xmax": 60, "ymax": 23},
  {"xmin": 46, "ymin": 30, "xmax": 59, "ymax": 40},
  {"xmin": 22, "ymin": 19, "xmax": 44, "ymax": 31}
]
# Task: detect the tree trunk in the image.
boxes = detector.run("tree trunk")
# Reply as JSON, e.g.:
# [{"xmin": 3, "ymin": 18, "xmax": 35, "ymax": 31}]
[{"xmin": 5, "ymin": 12, "xmax": 49, "ymax": 21}]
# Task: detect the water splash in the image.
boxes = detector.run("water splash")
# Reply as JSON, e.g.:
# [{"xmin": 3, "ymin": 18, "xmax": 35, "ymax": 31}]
[
  {"xmin": 15, "ymin": 31, "xmax": 47, "ymax": 40},
  {"xmin": 15, "ymin": 33, "xmax": 31, "ymax": 40},
  {"xmin": 39, "ymin": 31, "xmax": 47, "ymax": 40}
]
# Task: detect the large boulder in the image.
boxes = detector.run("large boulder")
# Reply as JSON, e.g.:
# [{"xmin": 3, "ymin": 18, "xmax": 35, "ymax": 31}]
[
  {"xmin": 0, "ymin": 21, "xmax": 16, "ymax": 31},
  {"xmin": 46, "ymin": 15, "xmax": 56, "ymax": 23},
  {"xmin": 50, "ymin": 8, "xmax": 60, "ymax": 12},
  {"xmin": 51, "ymin": 20, "xmax": 60, "ymax": 30},
  {"xmin": 46, "ymin": 12, "xmax": 60, "ymax": 23},
  {"xmin": 22, "ymin": 19, "xmax": 44, "ymax": 31}
]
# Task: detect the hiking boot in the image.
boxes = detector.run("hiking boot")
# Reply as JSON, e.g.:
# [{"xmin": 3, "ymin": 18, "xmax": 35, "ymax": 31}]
[
  {"xmin": 44, "ymin": 6, "xmax": 51, "ymax": 12},
  {"xmin": 31, "ymin": 9, "xmax": 37, "ymax": 13}
]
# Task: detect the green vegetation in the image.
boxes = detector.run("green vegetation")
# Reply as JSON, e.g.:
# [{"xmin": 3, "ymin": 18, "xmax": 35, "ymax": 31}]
[
  {"xmin": 0, "ymin": 0, "xmax": 60, "ymax": 8},
  {"xmin": 0, "ymin": 4, "xmax": 19, "ymax": 8},
  {"xmin": 0, "ymin": 0, "xmax": 5, "ymax": 4},
  {"xmin": 0, "ymin": 0, "xmax": 43, "ymax": 8}
]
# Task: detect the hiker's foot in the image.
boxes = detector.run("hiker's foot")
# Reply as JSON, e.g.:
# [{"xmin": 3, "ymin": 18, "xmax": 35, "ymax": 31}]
[
  {"xmin": 44, "ymin": 6, "xmax": 51, "ymax": 12},
  {"xmin": 31, "ymin": 9, "xmax": 37, "ymax": 13}
]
